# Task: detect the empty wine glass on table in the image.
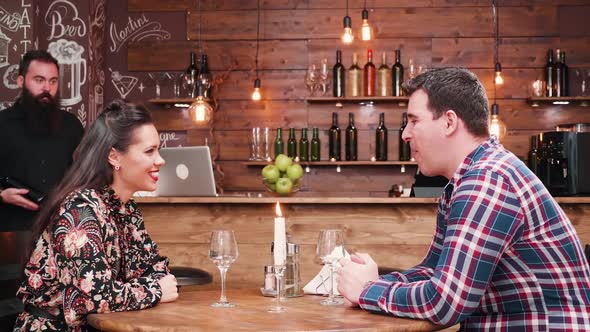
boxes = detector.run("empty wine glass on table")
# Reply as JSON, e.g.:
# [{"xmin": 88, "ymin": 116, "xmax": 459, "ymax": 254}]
[
  {"xmin": 316, "ymin": 229, "xmax": 345, "ymax": 305},
  {"xmin": 208, "ymin": 230, "xmax": 238, "ymax": 308}
]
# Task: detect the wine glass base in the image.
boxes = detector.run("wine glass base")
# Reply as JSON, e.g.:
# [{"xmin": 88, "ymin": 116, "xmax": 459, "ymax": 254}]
[
  {"xmin": 268, "ymin": 306, "xmax": 286, "ymax": 313},
  {"xmin": 320, "ymin": 298, "xmax": 344, "ymax": 306},
  {"xmin": 211, "ymin": 302, "xmax": 236, "ymax": 308}
]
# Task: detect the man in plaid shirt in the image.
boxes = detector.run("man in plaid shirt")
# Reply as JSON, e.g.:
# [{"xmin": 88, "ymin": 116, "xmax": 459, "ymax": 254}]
[{"xmin": 337, "ymin": 67, "xmax": 590, "ymax": 331}]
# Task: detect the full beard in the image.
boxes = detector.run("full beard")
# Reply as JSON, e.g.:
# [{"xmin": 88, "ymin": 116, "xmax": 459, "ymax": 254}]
[{"xmin": 18, "ymin": 87, "xmax": 63, "ymax": 136}]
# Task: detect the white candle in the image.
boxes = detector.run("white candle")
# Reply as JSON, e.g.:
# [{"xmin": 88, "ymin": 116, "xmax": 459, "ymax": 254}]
[{"xmin": 273, "ymin": 202, "xmax": 287, "ymax": 267}]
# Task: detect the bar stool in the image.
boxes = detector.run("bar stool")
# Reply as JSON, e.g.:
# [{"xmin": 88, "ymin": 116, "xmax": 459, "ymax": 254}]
[{"xmin": 169, "ymin": 266, "xmax": 212, "ymax": 286}]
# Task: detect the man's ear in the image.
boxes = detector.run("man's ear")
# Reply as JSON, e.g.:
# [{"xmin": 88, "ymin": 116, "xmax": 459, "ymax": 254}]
[
  {"xmin": 444, "ymin": 110, "xmax": 459, "ymax": 135},
  {"xmin": 108, "ymin": 148, "xmax": 121, "ymax": 168},
  {"xmin": 16, "ymin": 75, "xmax": 24, "ymax": 88}
]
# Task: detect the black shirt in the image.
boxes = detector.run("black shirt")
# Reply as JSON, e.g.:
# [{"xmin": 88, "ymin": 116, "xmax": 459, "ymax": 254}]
[{"xmin": 0, "ymin": 102, "xmax": 84, "ymax": 231}]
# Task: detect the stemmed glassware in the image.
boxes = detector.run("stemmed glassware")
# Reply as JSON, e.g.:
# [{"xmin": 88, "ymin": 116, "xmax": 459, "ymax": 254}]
[
  {"xmin": 147, "ymin": 72, "xmax": 169, "ymax": 99},
  {"xmin": 318, "ymin": 58, "xmax": 331, "ymax": 96},
  {"xmin": 168, "ymin": 72, "xmax": 184, "ymax": 98},
  {"xmin": 305, "ymin": 64, "xmax": 319, "ymax": 97},
  {"xmin": 316, "ymin": 229, "xmax": 345, "ymax": 305},
  {"xmin": 575, "ymin": 69, "xmax": 590, "ymax": 96},
  {"xmin": 208, "ymin": 230, "xmax": 238, "ymax": 308}
]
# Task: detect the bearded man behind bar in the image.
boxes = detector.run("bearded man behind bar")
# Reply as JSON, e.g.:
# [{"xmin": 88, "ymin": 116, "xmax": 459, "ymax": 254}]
[{"xmin": 0, "ymin": 50, "xmax": 84, "ymax": 331}]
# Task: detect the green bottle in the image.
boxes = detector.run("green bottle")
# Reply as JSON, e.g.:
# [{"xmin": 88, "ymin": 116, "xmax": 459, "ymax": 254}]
[
  {"xmin": 311, "ymin": 127, "xmax": 321, "ymax": 161},
  {"xmin": 299, "ymin": 128, "xmax": 310, "ymax": 161},
  {"xmin": 287, "ymin": 128, "xmax": 297, "ymax": 158},
  {"xmin": 274, "ymin": 128, "xmax": 284, "ymax": 158}
]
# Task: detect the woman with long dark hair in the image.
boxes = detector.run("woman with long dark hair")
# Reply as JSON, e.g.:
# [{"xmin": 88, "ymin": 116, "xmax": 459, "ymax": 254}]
[{"xmin": 13, "ymin": 100, "xmax": 178, "ymax": 331}]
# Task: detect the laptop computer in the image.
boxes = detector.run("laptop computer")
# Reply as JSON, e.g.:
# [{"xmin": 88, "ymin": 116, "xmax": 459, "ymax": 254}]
[{"xmin": 155, "ymin": 146, "xmax": 217, "ymax": 197}]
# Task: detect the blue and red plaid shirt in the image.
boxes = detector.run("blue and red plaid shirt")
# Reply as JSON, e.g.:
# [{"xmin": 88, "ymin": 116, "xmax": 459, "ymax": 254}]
[{"xmin": 359, "ymin": 137, "xmax": 590, "ymax": 331}]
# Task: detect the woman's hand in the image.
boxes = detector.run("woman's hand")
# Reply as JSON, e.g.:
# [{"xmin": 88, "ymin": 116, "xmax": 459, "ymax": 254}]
[{"xmin": 158, "ymin": 274, "xmax": 179, "ymax": 303}]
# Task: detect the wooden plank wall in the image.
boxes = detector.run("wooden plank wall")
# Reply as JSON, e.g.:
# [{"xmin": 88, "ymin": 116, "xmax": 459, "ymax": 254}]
[{"xmin": 127, "ymin": 0, "xmax": 590, "ymax": 195}]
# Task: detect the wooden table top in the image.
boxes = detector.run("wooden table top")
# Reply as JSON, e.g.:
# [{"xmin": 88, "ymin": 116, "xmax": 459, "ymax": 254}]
[{"xmin": 87, "ymin": 289, "xmax": 443, "ymax": 332}]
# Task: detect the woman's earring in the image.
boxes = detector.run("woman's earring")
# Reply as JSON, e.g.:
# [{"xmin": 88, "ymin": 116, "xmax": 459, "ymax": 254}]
[{"xmin": 115, "ymin": 165, "xmax": 120, "ymax": 171}]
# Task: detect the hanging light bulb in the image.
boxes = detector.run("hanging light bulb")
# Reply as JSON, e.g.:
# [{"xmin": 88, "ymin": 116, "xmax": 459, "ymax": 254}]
[
  {"xmin": 342, "ymin": 15, "xmax": 354, "ymax": 44},
  {"xmin": 188, "ymin": 83, "xmax": 213, "ymax": 124},
  {"xmin": 494, "ymin": 62, "xmax": 504, "ymax": 85},
  {"xmin": 360, "ymin": 4, "xmax": 372, "ymax": 41},
  {"xmin": 489, "ymin": 103, "xmax": 507, "ymax": 141},
  {"xmin": 252, "ymin": 78, "xmax": 261, "ymax": 101}
]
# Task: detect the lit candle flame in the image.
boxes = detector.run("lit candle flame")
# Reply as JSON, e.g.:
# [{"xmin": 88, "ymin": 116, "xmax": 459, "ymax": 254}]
[{"xmin": 275, "ymin": 202, "xmax": 282, "ymax": 217}]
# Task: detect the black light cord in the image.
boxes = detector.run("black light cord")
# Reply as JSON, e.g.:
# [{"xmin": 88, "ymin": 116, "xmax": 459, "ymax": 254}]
[
  {"xmin": 346, "ymin": 0, "xmax": 349, "ymax": 16},
  {"xmin": 255, "ymin": 0, "xmax": 260, "ymax": 78},
  {"xmin": 492, "ymin": 0, "xmax": 498, "ymax": 103},
  {"xmin": 197, "ymin": 0, "xmax": 202, "ymax": 53}
]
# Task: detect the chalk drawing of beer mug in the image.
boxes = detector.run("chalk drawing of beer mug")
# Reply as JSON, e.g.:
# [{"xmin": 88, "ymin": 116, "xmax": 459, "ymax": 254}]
[{"xmin": 48, "ymin": 39, "xmax": 87, "ymax": 106}]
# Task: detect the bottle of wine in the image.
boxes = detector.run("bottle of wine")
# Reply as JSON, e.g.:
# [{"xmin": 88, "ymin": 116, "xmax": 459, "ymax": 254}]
[
  {"xmin": 333, "ymin": 50, "xmax": 345, "ymax": 97},
  {"xmin": 328, "ymin": 112, "xmax": 341, "ymax": 161},
  {"xmin": 311, "ymin": 127, "xmax": 321, "ymax": 161},
  {"xmin": 392, "ymin": 49, "xmax": 404, "ymax": 97},
  {"xmin": 299, "ymin": 128, "xmax": 310, "ymax": 161},
  {"xmin": 185, "ymin": 52, "xmax": 199, "ymax": 98},
  {"xmin": 345, "ymin": 113, "xmax": 358, "ymax": 161},
  {"xmin": 528, "ymin": 135, "xmax": 541, "ymax": 176},
  {"xmin": 377, "ymin": 52, "xmax": 391, "ymax": 97},
  {"xmin": 399, "ymin": 112, "xmax": 411, "ymax": 161},
  {"xmin": 199, "ymin": 53, "xmax": 212, "ymax": 98},
  {"xmin": 375, "ymin": 112, "xmax": 388, "ymax": 161},
  {"xmin": 555, "ymin": 49, "xmax": 563, "ymax": 97},
  {"xmin": 560, "ymin": 51, "xmax": 569, "ymax": 97},
  {"xmin": 274, "ymin": 128, "xmax": 284, "ymax": 158},
  {"xmin": 348, "ymin": 53, "xmax": 363, "ymax": 97},
  {"xmin": 287, "ymin": 128, "xmax": 297, "ymax": 158},
  {"xmin": 363, "ymin": 49, "xmax": 376, "ymax": 97},
  {"xmin": 545, "ymin": 49, "xmax": 555, "ymax": 97}
]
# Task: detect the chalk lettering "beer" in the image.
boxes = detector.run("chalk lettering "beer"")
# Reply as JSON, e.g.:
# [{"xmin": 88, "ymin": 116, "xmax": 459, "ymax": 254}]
[{"xmin": 45, "ymin": 0, "xmax": 87, "ymax": 40}]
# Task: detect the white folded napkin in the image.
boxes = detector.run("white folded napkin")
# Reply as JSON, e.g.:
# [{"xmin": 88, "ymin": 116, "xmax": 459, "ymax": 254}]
[{"xmin": 303, "ymin": 246, "xmax": 350, "ymax": 295}]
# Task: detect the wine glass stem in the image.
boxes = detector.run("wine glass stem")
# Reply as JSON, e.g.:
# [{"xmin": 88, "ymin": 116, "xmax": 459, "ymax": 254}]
[
  {"xmin": 328, "ymin": 263, "xmax": 335, "ymax": 302},
  {"xmin": 274, "ymin": 266, "xmax": 285, "ymax": 309},
  {"xmin": 218, "ymin": 266, "xmax": 228, "ymax": 303}
]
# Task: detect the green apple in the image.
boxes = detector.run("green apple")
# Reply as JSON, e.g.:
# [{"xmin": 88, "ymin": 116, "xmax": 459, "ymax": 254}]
[
  {"xmin": 262, "ymin": 164, "xmax": 280, "ymax": 183},
  {"xmin": 274, "ymin": 154, "xmax": 293, "ymax": 172},
  {"xmin": 275, "ymin": 178, "xmax": 293, "ymax": 195},
  {"xmin": 286, "ymin": 164, "xmax": 304, "ymax": 182}
]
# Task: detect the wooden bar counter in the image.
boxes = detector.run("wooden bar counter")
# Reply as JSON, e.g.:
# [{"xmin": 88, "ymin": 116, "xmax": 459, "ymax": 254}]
[
  {"xmin": 136, "ymin": 194, "xmax": 590, "ymax": 289},
  {"xmin": 87, "ymin": 289, "xmax": 443, "ymax": 331}
]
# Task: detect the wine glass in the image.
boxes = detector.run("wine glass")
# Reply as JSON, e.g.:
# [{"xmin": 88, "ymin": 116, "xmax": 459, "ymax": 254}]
[
  {"xmin": 208, "ymin": 230, "xmax": 238, "ymax": 308},
  {"xmin": 305, "ymin": 64, "xmax": 319, "ymax": 97},
  {"xmin": 318, "ymin": 58, "xmax": 331, "ymax": 96},
  {"xmin": 147, "ymin": 72, "xmax": 169, "ymax": 99},
  {"xmin": 316, "ymin": 229, "xmax": 345, "ymax": 305}
]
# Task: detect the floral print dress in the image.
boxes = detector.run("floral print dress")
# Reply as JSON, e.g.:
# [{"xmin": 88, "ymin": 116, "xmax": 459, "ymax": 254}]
[{"xmin": 13, "ymin": 188, "xmax": 170, "ymax": 332}]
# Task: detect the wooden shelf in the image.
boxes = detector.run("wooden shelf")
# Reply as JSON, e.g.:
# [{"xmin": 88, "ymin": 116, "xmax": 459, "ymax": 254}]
[
  {"xmin": 243, "ymin": 160, "xmax": 417, "ymax": 166},
  {"xmin": 148, "ymin": 98, "xmax": 213, "ymax": 106},
  {"xmin": 527, "ymin": 96, "xmax": 590, "ymax": 107},
  {"xmin": 306, "ymin": 96, "xmax": 409, "ymax": 107}
]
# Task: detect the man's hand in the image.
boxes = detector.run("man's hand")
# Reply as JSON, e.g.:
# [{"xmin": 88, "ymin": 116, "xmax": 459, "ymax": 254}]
[
  {"xmin": 336, "ymin": 253, "xmax": 379, "ymax": 307},
  {"xmin": 1, "ymin": 188, "xmax": 39, "ymax": 211},
  {"xmin": 158, "ymin": 274, "xmax": 179, "ymax": 303}
]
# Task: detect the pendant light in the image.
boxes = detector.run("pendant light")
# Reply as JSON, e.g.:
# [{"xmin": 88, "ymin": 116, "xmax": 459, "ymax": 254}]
[
  {"xmin": 493, "ymin": 0, "xmax": 503, "ymax": 85},
  {"xmin": 360, "ymin": 0, "xmax": 372, "ymax": 41},
  {"xmin": 252, "ymin": 0, "xmax": 262, "ymax": 101},
  {"xmin": 189, "ymin": 0, "xmax": 213, "ymax": 124},
  {"xmin": 489, "ymin": 0, "xmax": 506, "ymax": 141},
  {"xmin": 342, "ymin": 0, "xmax": 353, "ymax": 44}
]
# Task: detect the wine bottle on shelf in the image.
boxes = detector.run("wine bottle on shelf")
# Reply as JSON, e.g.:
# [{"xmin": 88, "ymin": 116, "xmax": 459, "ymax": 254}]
[
  {"xmin": 348, "ymin": 53, "xmax": 363, "ymax": 97},
  {"xmin": 299, "ymin": 128, "xmax": 310, "ymax": 161},
  {"xmin": 333, "ymin": 50, "xmax": 345, "ymax": 97},
  {"xmin": 274, "ymin": 128, "xmax": 284, "ymax": 158},
  {"xmin": 311, "ymin": 127, "xmax": 321, "ymax": 161},
  {"xmin": 377, "ymin": 52, "xmax": 391, "ymax": 97},
  {"xmin": 399, "ymin": 112, "xmax": 411, "ymax": 161},
  {"xmin": 287, "ymin": 128, "xmax": 297, "ymax": 158},
  {"xmin": 345, "ymin": 113, "xmax": 358, "ymax": 161},
  {"xmin": 199, "ymin": 53, "xmax": 212, "ymax": 98},
  {"xmin": 375, "ymin": 112, "xmax": 388, "ymax": 161},
  {"xmin": 555, "ymin": 49, "xmax": 563, "ymax": 97},
  {"xmin": 328, "ymin": 112, "xmax": 341, "ymax": 161},
  {"xmin": 363, "ymin": 49, "xmax": 376, "ymax": 97},
  {"xmin": 392, "ymin": 49, "xmax": 404, "ymax": 97},
  {"xmin": 544, "ymin": 49, "xmax": 556, "ymax": 97},
  {"xmin": 560, "ymin": 51, "xmax": 569, "ymax": 96},
  {"xmin": 528, "ymin": 135, "xmax": 541, "ymax": 176},
  {"xmin": 185, "ymin": 52, "xmax": 199, "ymax": 98}
]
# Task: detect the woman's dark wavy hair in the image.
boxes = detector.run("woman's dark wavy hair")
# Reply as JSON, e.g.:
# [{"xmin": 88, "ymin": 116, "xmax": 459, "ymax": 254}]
[{"xmin": 31, "ymin": 99, "xmax": 153, "ymax": 244}]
